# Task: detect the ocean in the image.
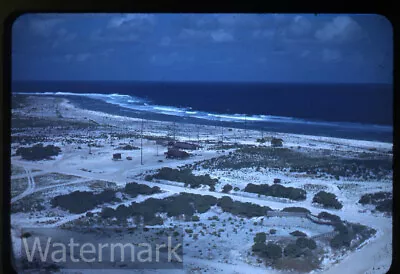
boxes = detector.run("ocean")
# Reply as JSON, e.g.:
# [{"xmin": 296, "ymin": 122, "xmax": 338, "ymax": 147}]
[{"xmin": 12, "ymin": 81, "xmax": 393, "ymax": 142}]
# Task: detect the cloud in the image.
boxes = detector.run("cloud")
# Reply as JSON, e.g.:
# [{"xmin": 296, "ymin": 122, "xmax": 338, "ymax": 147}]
[
  {"xmin": 107, "ymin": 14, "xmax": 155, "ymax": 31},
  {"xmin": 211, "ymin": 29, "xmax": 234, "ymax": 42},
  {"xmin": 315, "ymin": 16, "xmax": 365, "ymax": 43},
  {"xmin": 286, "ymin": 15, "xmax": 313, "ymax": 38},
  {"xmin": 322, "ymin": 49, "xmax": 342, "ymax": 62},
  {"xmin": 91, "ymin": 29, "xmax": 139, "ymax": 42},
  {"xmin": 150, "ymin": 52, "xmax": 194, "ymax": 66},
  {"xmin": 91, "ymin": 14, "xmax": 156, "ymax": 43},
  {"xmin": 29, "ymin": 18, "xmax": 64, "ymax": 37},
  {"xmin": 64, "ymin": 53, "xmax": 92, "ymax": 62},
  {"xmin": 52, "ymin": 28, "xmax": 77, "ymax": 48},
  {"xmin": 160, "ymin": 36, "xmax": 171, "ymax": 46}
]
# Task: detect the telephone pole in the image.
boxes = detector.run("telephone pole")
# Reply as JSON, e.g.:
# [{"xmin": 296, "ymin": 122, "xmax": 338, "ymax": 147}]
[{"xmin": 140, "ymin": 118, "xmax": 144, "ymax": 165}]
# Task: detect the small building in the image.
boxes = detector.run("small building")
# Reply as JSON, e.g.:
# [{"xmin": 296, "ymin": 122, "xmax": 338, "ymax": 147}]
[
  {"xmin": 164, "ymin": 148, "xmax": 190, "ymax": 159},
  {"xmin": 271, "ymin": 138, "xmax": 283, "ymax": 147},
  {"xmin": 173, "ymin": 141, "xmax": 200, "ymax": 150},
  {"xmin": 112, "ymin": 153, "xmax": 122, "ymax": 160}
]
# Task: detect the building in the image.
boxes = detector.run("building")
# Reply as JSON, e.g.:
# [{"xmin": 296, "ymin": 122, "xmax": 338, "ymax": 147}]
[
  {"xmin": 271, "ymin": 138, "xmax": 283, "ymax": 147},
  {"xmin": 164, "ymin": 148, "xmax": 190, "ymax": 159},
  {"xmin": 173, "ymin": 141, "xmax": 200, "ymax": 150},
  {"xmin": 113, "ymin": 153, "xmax": 122, "ymax": 160}
]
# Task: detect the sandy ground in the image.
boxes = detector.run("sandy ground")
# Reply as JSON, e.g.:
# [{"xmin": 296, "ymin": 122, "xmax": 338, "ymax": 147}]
[{"xmin": 10, "ymin": 95, "xmax": 393, "ymax": 274}]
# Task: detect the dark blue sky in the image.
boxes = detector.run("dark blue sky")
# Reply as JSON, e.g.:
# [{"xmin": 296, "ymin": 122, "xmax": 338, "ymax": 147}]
[{"xmin": 12, "ymin": 13, "xmax": 393, "ymax": 83}]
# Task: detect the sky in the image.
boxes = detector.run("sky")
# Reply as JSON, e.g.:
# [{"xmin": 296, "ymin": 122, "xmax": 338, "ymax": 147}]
[{"xmin": 11, "ymin": 13, "xmax": 393, "ymax": 83}]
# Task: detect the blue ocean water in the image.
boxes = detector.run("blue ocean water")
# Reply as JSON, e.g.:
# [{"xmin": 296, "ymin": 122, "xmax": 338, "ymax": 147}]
[{"xmin": 12, "ymin": 81, "xmax": 393, "ymax": 142}]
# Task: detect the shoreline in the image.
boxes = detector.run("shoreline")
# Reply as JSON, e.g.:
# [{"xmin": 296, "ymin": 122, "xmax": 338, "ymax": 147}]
[{"xmin": 13, "ymin": 94, "xmax": 393, "ymax": 144}]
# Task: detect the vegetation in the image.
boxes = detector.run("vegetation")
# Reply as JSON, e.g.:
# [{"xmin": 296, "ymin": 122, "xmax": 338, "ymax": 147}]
[
  {"xmin": 147, "ymin": 167, "xmax": 218, "ymax": 188},
  {"xmin": 330, "ymin": 222, "xmax": 376, "ymax": 249},
  {"xmin": 190, "ymin": 145, "xmax": 392, "ymax": 181},
  {"xmin": 290, "ymin": 230, "xmax": 307, "ymax": 237},
  {"xmin": 116, "ymin": 144, "xmax": 140, "ymax": 150},
  {"xmin": 217, "ymin": 196, "xmax": 272, "ymax": 218},
  {"xmin": 100, "ymin": 193, "xmax": 274, "ymax": 224},
  {"xmin": 124, "ymin": 182, "xmax": 161, "ymax": 197},
  {"xmin": 282, "ymin": 207, "xmax": 310, "ymax": 214},
  {"xmin": 51, "ymin": 189, "xmax": 120, "ymax": 213},
  {"xmin": 296, "ymin": 237, "xmax": 317, "ymax": 250},
  {"xmin": 283, "ymin": 243, "xmax": 303, "ymax": 258},
  {"xmin": 312, "ymin": 191, "xmax": 343, "ymax": 209},
  {"xmin": 222, "ymin": 184, "xmax": 233, "ymax": 193},
  {"xmin": 16, "ymin": 143, "xmax": 61, "ymax": 161},
  {"xmin": 244, "ymin": 183, "xmax": 306, "ymax": 201},
  {"xmin": 271, "ymin": 138, "xmax": 283, "ymax": 147},
  {"xmin": 254, "ymin": 232, "xmax": 267, "ymax": 244},
  {"xmin": 317, "ymin": 211, "xmax": 341, "ymax": 223},
  {"xmin": 359, "ymin": 191, "xmax": 392, "ymax": 213}
]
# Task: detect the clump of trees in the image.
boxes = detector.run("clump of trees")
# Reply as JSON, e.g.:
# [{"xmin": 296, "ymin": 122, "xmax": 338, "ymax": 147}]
[
  {"xmin": 244, "ymin": 183, "xmax": 306, "ymax": 201},
  {"xmin": 217, "ymin": 196, "xmax": 271, "ymax": 218},
  {"xmin": 359, "ymin": 191, "xmax": 392, "ymax": 213},
  {"xmin": 271, "ymin": 138, "xmax": 283, "ymax": 147},
  {"xmin": 290, "ymin": 230, "xmax": 307, "ymax": 237},
  {"xmin": 147, "ymin": 167, "xmax": 218, "ymax": 188},
  {"xmin": 296, "ymin": 237, "xmax": 317, "ymax": 250},
  {"xmin": 116, "ymin": 145, "xmax": 140, "ymax": 150},
  {"xmin": 222, "ymin": 184, "xmax": 233, "ymax": 193},
  {"xmin": 252, "ymin": 234, "xmax": 283, "ymax": 260},
  {"xmin": 317, "ymin": 211, "xmax": 341, "ymax": 223},
  {"xmin": 124, "ymin": 182, "xmax": 161, "ymax": 197},
  {"xmin": 51, "ymin": 189, "xmax": 120, "ymax": 214},
  {"xmin": 282, "ymin": 207, "xmax": 310, "ymax": 214},
  {"xmin": 330, "ymin": 221, "xmax": 376, "ymax": 249},
  {"xmin": 312, "ymin": 191, "xmax": 343, "ymax": 209},
  {"xmin": 16, "ymin": 143, "xmax": 61, "ymax": 161}
]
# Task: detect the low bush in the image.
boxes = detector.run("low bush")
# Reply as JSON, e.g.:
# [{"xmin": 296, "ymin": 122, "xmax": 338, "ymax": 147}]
[
  {"xmin": 317, "ymin": 211, "xmax": 341, "ymax": 222},
  {"xmin": 313, "ymin": 191, "xmax": 343, "ymax": 209},
  {"xmin": 16, "ymin": 143, "xmax": 61, "ymax": 161},
  {"xmin": 124, "ymin": 182, "xmax": 161, "ymax": 197},
  {"xmin": 284, "ymin": 243, "xmax": 302, "ymax": 258},
  {"xmin": 244, "ymin": 183, "xmax": 306, "ymax": 201},
  {"xmin": 222, "ymin": 184, "xmax": 233, "ymax": 193},
  {"xmin": 254, "ymin": 232, "xmax": 267, "ymax": 244},
  {"xmin": 296, "ymin": 237, "xmax": 317, "ymax": 250},
  {"xmin": 282, "ymin": 207, "xmax": 310, "ymax": 214},
  {"xmin": 149, "ymin": 167, "xmax": 218, "ymax": 188},
  {"xmin": 290, "ymin": 230, "xmax": 307, "ymax": 237},
  {"xmin": 52, "ymin": 189, "xmax": 119, "ymax": 214}
]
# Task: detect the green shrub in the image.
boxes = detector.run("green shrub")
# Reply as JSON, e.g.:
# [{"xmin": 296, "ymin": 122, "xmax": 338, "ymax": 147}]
[
  {"xmin": 222, "ymin": 184, "xmax": 233, "ymax": 193},
  {"xmin": 244, "ymin": 183, "xmax": 306, "ymax": 201},
  {"xmin": 254, "ymin": 232, "xmax": 267, "ymax": 244},
  {"xmin": 192, "ymin": 215, "xmax": 200, "ymax": 222},
  {"xmin": 284, "ymin": 243, "xmax": 302, "ymax": 258},
  {"xmin": 124, "ymin": 182, "xmax": 161, "ymax": 197},
  {"xmin": 296, "ymin": 237, "xmax": 317, "ymax": 250},
  {"xmin": 16, "ymin": 143, "xmax": 61, "ymax": 161},
  {"xmin": 290, "ymin": 230, "xmax": 307, "ymax": 237},
  {"xmin": 317, "ymin": 211, "xmax": 341, "ymax": 222},
  {"xmin": 313, "ymin": 191, "xmax": 343, "ymax": 209},
  {"xmin": 282, "ymin": 207, "xmax": 310, "ymax": 214}
]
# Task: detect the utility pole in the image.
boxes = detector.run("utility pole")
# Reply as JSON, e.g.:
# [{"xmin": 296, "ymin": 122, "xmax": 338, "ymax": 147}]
[
  {"xmin": 173, "ymin": 121, "xmax": 176, "ymax": 142},
  {"xmin": 221, "ymin": 121, "xmax": 224, "ymax": 143},
  {"xmin": 140, "ymin": 118, "xmax": 144, "ymax": 165},
  {"xmin": 244, "ymin": 116, "xmax": 248, "ymax": 139},
  {"xmin": 156, "ymin": 141, "xmax": 159, "ymax": 156},
  {"xmin": 197, "ymin": 125, "xmax": 200, "ymax": 145}
]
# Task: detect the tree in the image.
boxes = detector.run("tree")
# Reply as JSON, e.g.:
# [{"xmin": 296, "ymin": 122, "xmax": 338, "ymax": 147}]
[
  {"xmin": 222, "ymin": 184, "xmax": 233, "ymax": 193},
  {"xmin": 254, "ymin": 232, "xmax": 267, "ymax": 244},
  {"xmin": 313, "ymin": 191, "xmax": 343, "ymax": 209}
]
